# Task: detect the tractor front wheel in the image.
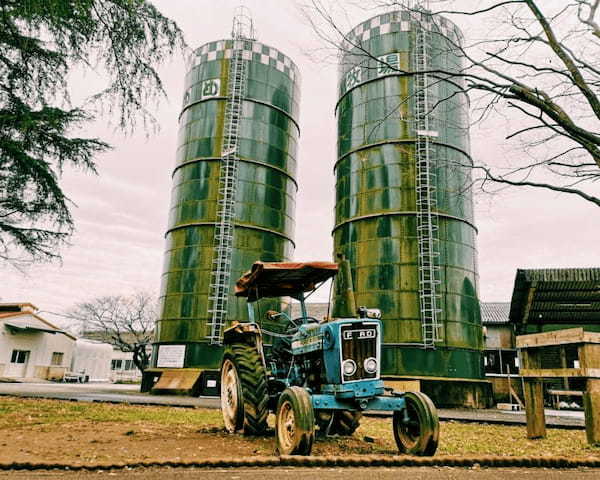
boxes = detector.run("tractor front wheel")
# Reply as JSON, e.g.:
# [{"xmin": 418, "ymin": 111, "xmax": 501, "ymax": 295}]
[
  {"xmin": 220, "ymin": 343, "xmax": 269, "ymax": 436},
  {"xmin": 275, "ymin": 386, "xmax": 315, "ymax": 455},
  {"xmin": 393, "ymin": 391, "xmax": 439, "ymax": 456}
]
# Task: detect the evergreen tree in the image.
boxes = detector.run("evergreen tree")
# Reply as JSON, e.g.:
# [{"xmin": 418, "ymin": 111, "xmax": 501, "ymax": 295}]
[{"xmin": 0, "ymin": 0, "xmax": 185, "ymax": 264}]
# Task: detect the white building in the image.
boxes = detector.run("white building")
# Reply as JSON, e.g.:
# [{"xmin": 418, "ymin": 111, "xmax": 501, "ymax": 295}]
[
  {"xmin": 110, "ymin": 349, "xmax": 142, "ymax": 383},
  {"xmin": 71, "ymin": 339, "xmax": 114, "ymax": 382},
  {"xmin": 0, "ymin": 303, "xmax": 76, "ymax": 381}
]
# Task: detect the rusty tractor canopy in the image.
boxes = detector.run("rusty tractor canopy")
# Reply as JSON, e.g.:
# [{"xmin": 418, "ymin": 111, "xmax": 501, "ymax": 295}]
[{"xmin": 235, "ymin": 261, "xmax": 339, "ymax": 301}]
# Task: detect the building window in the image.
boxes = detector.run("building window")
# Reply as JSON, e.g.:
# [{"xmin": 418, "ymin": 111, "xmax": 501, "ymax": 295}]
[
  {"xmin": 124, "ymin": 360, "xmax": 134, "ymax": 371},
  {"xmin": 10, "ymin": 350, "xmax": 29, "ymax": 364},
  {"xmin": 111, "ymin": 359, "xmax": 123, "ymax": 370},
  {"xmin": 51, "ymin": 352, "xmax": 64, "ymax": 366},
  {"xmin": 484, "ymin": 350, "xmax": 518, "ymax": 375},
  {"xmin": 484, "ymin": 351, "xmax": 500, "ymax": 374}
]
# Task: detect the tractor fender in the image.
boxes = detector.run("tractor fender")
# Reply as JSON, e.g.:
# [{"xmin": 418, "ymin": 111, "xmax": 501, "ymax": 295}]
[
  {"xmin": 223, "ymin": 322, "xmax": 261, "ymax": 345},
  {"xmin": 222, "ymin": 322, "xmax": 266, "ymax": 367}
]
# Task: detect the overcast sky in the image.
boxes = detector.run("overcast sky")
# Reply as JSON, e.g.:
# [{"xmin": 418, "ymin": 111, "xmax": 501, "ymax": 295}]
[{"xmin": 2, "ymin": 0, "xmax": 599, "ymax": 327}]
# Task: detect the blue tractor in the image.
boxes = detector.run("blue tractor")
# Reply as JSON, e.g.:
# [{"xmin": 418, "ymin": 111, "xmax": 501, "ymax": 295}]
[{"xmin": 220, "ymin": 260, "xmax": 440, "ymax": 455}]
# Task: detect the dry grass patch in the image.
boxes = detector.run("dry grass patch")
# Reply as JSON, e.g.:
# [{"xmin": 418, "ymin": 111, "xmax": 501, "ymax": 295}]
[
  {"xmin": 356, "ymin": 416, "xmax": 600, "ymax": 457},
  {"xmin": 0, "ymin": 396, "xmax": 598, "ymax": 463}
]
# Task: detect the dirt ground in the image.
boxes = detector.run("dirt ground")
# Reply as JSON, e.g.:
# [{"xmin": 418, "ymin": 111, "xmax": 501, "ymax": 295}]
[
  {"xmin": 2, "ymin": 421, "xmax": 274, "ymax": 464},
  {"xmin": 0, "ymin": 416, "xmax": 397, "ymax": 464},
  {"xmin": 1, "ymin": 397, "xmax": 600, "ymax": 465}
]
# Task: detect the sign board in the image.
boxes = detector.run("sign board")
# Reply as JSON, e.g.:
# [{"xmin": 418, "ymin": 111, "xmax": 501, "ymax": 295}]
[
  {"xmin": 201, "ymin": 78, "xmax": 221, "ymax": 99},
  {"xmin": 156, "ymin": 344, "xmax": 186, "ymax": 368},
  {"xmin": 377, "ymin": 52, "xmax": 400, "ymax": 77},
  {"xmin": 344, "ymin": 65, "xmax": 362, "ymax": 92}
]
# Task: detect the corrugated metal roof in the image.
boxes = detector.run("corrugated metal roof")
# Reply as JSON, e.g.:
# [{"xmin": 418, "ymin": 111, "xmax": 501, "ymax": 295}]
[
  {"xmin": 480, "ymin": 302, "xmax": 510, "ymax": 325},
  {"xmin": 509, "ymin": 268, "xmax": 600, "ymax": 324}
]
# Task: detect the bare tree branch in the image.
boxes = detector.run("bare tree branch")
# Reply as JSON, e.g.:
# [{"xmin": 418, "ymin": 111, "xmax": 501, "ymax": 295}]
[
  {"xmin": 68, "ymin": 292, "xmax": 157, "ymax": 373},
  {"xmin": 300, "ymin": 0, "xmax": 600, "ymax": 206}
]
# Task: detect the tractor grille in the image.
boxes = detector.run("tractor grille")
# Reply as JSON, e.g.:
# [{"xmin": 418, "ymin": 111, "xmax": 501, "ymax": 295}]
[{"xmin": 340, "ymin": 322, "xmax": 379, "ymax": 382}]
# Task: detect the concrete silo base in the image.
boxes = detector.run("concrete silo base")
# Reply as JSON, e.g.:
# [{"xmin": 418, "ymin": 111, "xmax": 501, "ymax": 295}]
[
  {"xmin": 384, "ymin": 376, "xmax": 494, "ymax": 409},
  {"xmin": 141, "ymin": 368, "xmax": 220, "ymax": 397}
]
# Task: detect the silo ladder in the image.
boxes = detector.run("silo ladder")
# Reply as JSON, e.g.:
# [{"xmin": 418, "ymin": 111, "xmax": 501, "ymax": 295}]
[
  {"xmin": 207, "ymin": 41, "xmax": 248, "ymax": 346},
  {"xmin": 413, "ymin": 13, "xmax": 442, "ymax": 348}
]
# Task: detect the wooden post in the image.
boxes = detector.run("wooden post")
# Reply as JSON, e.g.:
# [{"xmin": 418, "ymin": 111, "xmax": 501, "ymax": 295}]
[
  {"xmin": 522, "ymin": 348, "xmax": 546, "ymax": 439},
  {"xmin": 559, "ymin": 346, "xmax": 569, "ymax": 390},
  {"xmin": 584, "ymin": 379, "xmax": 600, "ymax": 445},
  {"xmin": 581, "ymin": 343, "xmax": 600, "ymax": 445},
  {"xmin": 524, "ymin": 379, "xmax": 546, "ymax": 438}
]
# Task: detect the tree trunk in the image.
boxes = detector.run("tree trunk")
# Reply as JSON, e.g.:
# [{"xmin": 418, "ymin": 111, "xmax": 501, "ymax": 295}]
[{"xmin": 132, "ymin": 345, "xmax": 149, "ymax": 373}]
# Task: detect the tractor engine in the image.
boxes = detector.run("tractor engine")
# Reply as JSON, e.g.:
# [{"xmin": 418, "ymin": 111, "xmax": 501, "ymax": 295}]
[{"xmin": 285, "ymin": 314, "xmax": 384, "ymax": 400}]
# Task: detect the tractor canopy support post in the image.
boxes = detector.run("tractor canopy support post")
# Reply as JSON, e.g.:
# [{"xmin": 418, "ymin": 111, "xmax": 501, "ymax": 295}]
[
  {"xmin": 247, "ymin": 302, "xmax": 255, "ymax": 323},
  {"xmin": 299, "ymin": 292, "xmax": 308, "ymax": 323},
  {"xmin": 332, "ymin": 253, "xmax": 357, "ymax": 318}
]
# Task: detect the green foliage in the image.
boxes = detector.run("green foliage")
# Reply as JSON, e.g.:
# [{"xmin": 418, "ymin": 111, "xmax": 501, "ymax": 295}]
[{"xmin": 0, "ymin": 0, "xmax": 185, "ymax": 264}]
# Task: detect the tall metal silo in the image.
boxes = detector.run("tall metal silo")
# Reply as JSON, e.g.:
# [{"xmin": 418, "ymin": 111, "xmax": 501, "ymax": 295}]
[
  {"xmin": 333, "ymin": 10, "xmax": 487, "ymax": 405},
  {"xmin": 151, "ymin": 10, "xmax": 300, "ymax": 379}
]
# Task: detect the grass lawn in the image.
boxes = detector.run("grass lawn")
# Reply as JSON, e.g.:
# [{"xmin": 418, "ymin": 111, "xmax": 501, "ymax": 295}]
[{"xmin": 0, "ymin": 396, "xmax": 598, "ymax": 464}]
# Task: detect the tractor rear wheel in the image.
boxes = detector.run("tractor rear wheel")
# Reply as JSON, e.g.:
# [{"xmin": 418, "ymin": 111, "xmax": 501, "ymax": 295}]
[
  {"xmin": 316, "ymin": 410, "xmax": 362, "ymax": 436},
  {"xmin": 393, "ymin": 391, "xmax": 439, "ymax": 456},
  {"xmin": 220, "ymin": 343, "xmax": 269, "ymax": 436},
  {"xmin": 275, "ymin": 386, "xmax": 315, "ymax": 455}
]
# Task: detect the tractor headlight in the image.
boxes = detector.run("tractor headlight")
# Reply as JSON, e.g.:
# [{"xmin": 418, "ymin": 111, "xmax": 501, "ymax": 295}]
[
  {"xmin": 342, "ymin": 359, "xmax": 357, "ymax": 376},
  {"xmin": 364, "ymin": 357, "xmax": 378, "ymax": 374}
]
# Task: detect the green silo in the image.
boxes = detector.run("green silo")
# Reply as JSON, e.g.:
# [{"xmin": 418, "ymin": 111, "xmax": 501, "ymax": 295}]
[
  {"xmin": 152, "ymin": 28, "xmax": 300, "ymax": 373},
  {"xmin": 333, "ymin": 11, "xmax": 486, "ymax": 400}
]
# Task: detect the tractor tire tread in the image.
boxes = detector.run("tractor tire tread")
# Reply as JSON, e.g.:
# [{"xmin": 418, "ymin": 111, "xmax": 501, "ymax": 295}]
[
  {"xmin": 227, "ymin": 343, "xmax": 269, "ymax": 436},
  {"xmin": 276, "ymin": 386, "xmax": 315, "ymax": 455},
  {"xmin": 316, "ymin": 410, "xmax": 362, "ymax": 436},
  {"xmin": 335, "ymin": 410, "xmax": 362, "ymax": 436}
]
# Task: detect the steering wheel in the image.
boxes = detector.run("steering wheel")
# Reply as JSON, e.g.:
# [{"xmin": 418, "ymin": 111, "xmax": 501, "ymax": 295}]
[{"xmin": 292, "ymin": 316, "xmax": 319, "ymax": 325}]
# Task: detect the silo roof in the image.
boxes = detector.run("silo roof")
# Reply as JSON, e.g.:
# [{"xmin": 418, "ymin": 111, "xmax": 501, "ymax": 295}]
[{"xmin": 509, "ymin": 268, "xmax": 600, "ymax": 324}]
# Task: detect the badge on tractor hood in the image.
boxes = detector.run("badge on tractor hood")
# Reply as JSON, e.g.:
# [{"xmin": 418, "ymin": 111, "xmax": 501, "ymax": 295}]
[{"xmin": 343, "ymin": 329, "xmax": 376, "ymax": 340}]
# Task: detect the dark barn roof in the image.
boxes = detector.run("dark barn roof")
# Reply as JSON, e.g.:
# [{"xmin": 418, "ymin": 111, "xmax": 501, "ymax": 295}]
[{"xmin": 509, "ymin": 268, "xmax": 600, "ymax": 324}]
